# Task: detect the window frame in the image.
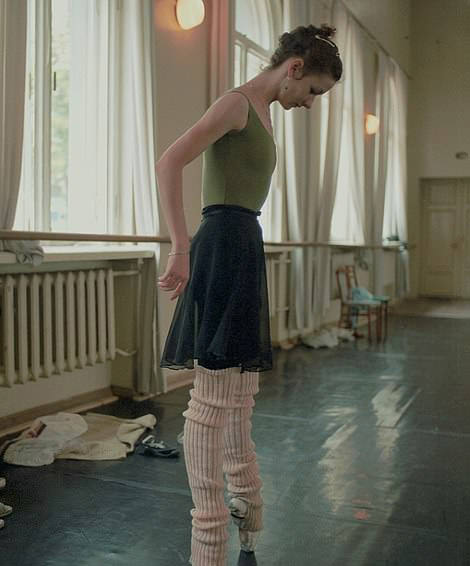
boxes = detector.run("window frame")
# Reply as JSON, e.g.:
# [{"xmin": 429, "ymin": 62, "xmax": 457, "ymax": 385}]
[
  {"xmin": 16, "ymin": 0, "xmax": 118, "ymax": 246},
  {"xmin": 233, "ymin": 0, "xmax": 283, "ymax": 242}
]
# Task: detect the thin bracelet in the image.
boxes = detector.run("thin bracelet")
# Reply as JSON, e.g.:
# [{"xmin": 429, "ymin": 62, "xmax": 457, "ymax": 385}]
[{"xmin": 168, "ymin": 250, "xmax": 190, "ymax": 256}]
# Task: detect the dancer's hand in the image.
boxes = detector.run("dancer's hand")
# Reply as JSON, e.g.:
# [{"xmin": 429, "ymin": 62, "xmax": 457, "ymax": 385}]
[{"xmin": 158, "ymin": 254, "xmax": 190, "ymax": 300}]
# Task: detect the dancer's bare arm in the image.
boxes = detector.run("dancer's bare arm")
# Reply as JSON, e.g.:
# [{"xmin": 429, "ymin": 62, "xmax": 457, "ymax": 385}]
[{"xmin": 156, "ymin": 93, "xmax": 249, "ymax": 300}]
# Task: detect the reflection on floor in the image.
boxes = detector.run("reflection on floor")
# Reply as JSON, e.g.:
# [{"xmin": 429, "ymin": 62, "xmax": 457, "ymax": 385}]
[
  {"xmin": 393, "ymin": 297, "xmax": 470, "ymax": 318},
  {"xmin": 2, "ymin": 315, "xmax": 470, "ymax": 565}
]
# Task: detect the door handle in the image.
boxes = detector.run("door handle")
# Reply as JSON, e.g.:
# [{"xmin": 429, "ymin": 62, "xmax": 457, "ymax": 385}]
[{"xmin": 451, "ymin": 237, "xmax": 465, "ymax": 249}]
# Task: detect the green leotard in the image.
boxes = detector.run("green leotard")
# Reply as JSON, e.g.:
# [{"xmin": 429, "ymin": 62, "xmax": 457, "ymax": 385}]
[{"xmin": 201, "ymin": 89, "xmax": 277, "ymax": 212}]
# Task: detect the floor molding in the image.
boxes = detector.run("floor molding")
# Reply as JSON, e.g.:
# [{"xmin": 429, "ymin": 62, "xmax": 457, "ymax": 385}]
[{"xmin": 0, "ymin": 387, "xmax": 118, "ymax": 440}]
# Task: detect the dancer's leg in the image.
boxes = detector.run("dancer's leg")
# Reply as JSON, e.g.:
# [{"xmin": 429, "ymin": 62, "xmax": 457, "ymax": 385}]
[
  {"xmin": 182, "ymin": 363, "xmax": 238, "ymax": 566},
  {"xmin": 223, "ymin": 369, "xmax": 263, "ymax": 552}
]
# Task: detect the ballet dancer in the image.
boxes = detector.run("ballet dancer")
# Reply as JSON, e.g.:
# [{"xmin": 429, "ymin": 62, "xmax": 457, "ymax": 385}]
[{"xmin": 157, "ymin": 23, "xmax": 342, "ymax": 566}]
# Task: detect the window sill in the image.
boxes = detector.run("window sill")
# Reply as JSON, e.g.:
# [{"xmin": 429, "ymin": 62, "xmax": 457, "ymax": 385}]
[{"xmin": 0, "ymin": 244, "xmax": 156, "ymax": 265}]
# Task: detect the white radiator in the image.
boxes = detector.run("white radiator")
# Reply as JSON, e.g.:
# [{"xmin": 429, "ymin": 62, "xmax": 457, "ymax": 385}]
[
  {"xmin": 0, "ymin": 268, "xmax": 115, "ymax": 387},
  {"xmin": 265, "ymin": 250, "xmax": 291, "ymax": 344}
]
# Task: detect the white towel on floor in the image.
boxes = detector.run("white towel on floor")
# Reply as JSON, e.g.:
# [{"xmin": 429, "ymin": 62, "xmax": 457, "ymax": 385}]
[
  {"xmin": 2, "ymin": 412, "xmax": 157, "ymax": 466},
  {"xmin": 3, "ymin": 413, "xmax": 88, "ymax": 466},
  {"xmin": 57, "ymin": 413, "xmax": 157, "ymax": 461}
]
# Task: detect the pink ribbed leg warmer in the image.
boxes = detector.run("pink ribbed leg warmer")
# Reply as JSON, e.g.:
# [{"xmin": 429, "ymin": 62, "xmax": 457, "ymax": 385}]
[
  {"xmin": 182, "ymin": 363, "xmax": 263, "ymax": 566},
  {"xmin": 223, "ymin": 369, "xmax": 263, "ymax": 534}
]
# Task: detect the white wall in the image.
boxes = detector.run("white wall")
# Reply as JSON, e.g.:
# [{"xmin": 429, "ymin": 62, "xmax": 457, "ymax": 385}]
[
  {"xmin": 0, "ymin": 365, "xmax": 112, "ymax": 420},
  {"xmin": 408, "ymin": 0, "xmax": 470, "ymax": 295},
  {"xmin": 153, "ymin": 0, "xmax": 210, "ymax": 385},
  {"xmin": 342, "ymin": 0, "xmax": 411, "ymax": 74},
  {"xmin": 407, "ymin": 0, "xmax": 470, "ymax": 295},
  {"xmin": 153, "ymin": 1, "xmax": 209, "ymax": 233}
]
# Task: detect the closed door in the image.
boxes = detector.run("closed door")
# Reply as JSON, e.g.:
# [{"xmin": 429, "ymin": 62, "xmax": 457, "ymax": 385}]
[
  {"xmin": 461, "ymin": 178, "xmax": 470, "ymax": 297},
  {"xmin": 420, "ymin": 178, "xmax": 470, "ymax": 298}
]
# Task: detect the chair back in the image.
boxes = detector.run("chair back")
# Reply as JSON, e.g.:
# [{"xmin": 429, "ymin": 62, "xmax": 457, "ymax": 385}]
[
  {"xmin": 345, "ymin": 265, "xmax": 359, "ymax": 289},
  {"xmin": 336, "ymin": 266, "xmax": 351, "ymax": 302}
]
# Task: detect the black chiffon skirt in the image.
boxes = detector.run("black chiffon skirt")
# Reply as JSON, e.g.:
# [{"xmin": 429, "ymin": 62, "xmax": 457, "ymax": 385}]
[{"xmin": 160, "ymin": 204, "xmax": 273, "ymax": 373}]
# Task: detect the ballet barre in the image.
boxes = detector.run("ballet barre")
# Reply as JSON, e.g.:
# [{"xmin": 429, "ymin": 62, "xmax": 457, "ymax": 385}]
[{"xmin": 0, "ymin": 230, "xmax": 413, "ymax": 250}]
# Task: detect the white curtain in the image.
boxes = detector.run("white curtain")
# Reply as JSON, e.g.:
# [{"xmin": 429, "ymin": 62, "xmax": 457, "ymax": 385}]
[
  {"xmin": 262, "ymin": 100, "xmax": 284, "ymax": 243},
  {"xmin": 329, "ymin": 15, "xmax": 366, "ymax": 246},
  {"xmin": 344, "ymin": 20, "xmax": 366, "ymax": 243},
  {"xmin": 0, "ymin": 0, "xmax": 43, "ymax": 263},
  {"xmin": 388, "ymin": 60, "xmax": 409, "ymax": 296},
  {"xmin": 259, "ymin": 0, "xmax": 283, "ymax": 243},
  {"xmin": 67, "ymin": 0, "xmax": 159, "ymax": 239},
  {"xmin": 208, "ymin": 0, "xmax": 234, "ymax": 103},
  {"xmin": 312, "ymin": 0, "xmax": 348, "ymax": 326},
  {"xmin": 371, "ymin": 51, "xmax": 392, "ymax": 294},
  {"xmin": 68, "ymin": 0, "xmax": 161, "ymax": 393},
  {"xmin": 283, "ymin": 0, "xmax": 325, "ymax": 335},
  {"xmin": 67, "ymin": 1, "xmax": 111, "ymax": 234},
  {"xmin": 126, "ymin": 0, "xmax": 162, "ymax": 394},
  {"xmin": 0, "ymin": 0, "xmax": 26, "ymax": 232}
]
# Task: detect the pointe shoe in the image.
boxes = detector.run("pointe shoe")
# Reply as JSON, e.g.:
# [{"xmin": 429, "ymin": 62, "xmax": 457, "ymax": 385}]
[
  {"xmin": 0, "ymin": 478, "xmax": 5, "ymax": 489},
  {"xmin": 237, "ymin": 549, "xmax": 258, "ymax": 566},
  {"xmin": 229, "ymin": 497, "xmax": 261, "ymax": 563}
]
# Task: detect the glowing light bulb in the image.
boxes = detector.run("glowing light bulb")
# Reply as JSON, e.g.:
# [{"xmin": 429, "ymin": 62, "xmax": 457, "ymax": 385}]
[
  {"xmin": 176, "ymin": 0, "xmax": 205, "ymax": 30},
  {"xmin": 365, "ymin": 113, "xmax": 380, "ymax": 135}
]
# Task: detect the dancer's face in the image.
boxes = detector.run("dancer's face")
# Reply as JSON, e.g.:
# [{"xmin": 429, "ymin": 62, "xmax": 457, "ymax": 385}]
[{"xmin": 279, "ymin": 60, "xmax": 336, "ymax": 110}]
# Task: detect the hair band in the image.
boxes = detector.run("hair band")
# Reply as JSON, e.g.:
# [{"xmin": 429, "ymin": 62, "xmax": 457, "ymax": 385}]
[{"xmin": 315, "ymin": 34, "xmax": 340, "ymax": 56}]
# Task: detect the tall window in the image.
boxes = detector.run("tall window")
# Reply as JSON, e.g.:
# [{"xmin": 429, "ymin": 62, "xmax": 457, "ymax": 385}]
[
  {"xmin": 16, "ymin": 0, "xmax": 73, "ymax": 233},
  {"xmin": 234, "ymin": 1, "xmax": 273, "ymax": 84},
  {"xmin": 15, "ymin": 1, "xmax": 157, "ymax": 243},
  {"xmin": 329, "ymin": 23, "xmax": 366, "ymax": 246},
  {"xmin": 382, "ymin": 68, "xmax": 406, "ymax": 242},
  {"xmin": 16, "ymin": 1, "xmax": 114, "ymax": 237},
  {"xmin": 329, "ymin": 99, "xmax": 364, "ymax": 244},
  {"xmin": 234, "ymin": 0, "xmax": 282, "ymax": 241},
  {"xmin": 50, "ymin": 0, "xmax": 70, "ymax": 232}
]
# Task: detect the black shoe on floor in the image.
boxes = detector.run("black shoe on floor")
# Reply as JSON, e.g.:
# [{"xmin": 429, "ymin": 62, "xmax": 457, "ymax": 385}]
[{"xmin": 237, "ymin": 550, "xmax": 257, "ymax": 566}]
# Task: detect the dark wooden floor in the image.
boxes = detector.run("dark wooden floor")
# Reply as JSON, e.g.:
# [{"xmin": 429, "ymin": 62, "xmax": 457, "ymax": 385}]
[{"xmin": 2, "ymin": 315, "xmax": 470, "ymax": 565}]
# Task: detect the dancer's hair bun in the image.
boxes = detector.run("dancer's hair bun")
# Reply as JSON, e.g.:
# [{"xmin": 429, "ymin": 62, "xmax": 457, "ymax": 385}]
[{"xmin": 266, "ymin": 23, "xmax": 342, "ymax": 81}]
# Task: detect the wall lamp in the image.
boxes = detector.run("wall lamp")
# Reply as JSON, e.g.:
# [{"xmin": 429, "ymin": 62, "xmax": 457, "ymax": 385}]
[
  {"xmin": 365, "ymin": 113, "xmax": 380, "ymax": 135},
  {"xmin": 176, "ymin": 0, "xmax": 205, "ymax": 30}
]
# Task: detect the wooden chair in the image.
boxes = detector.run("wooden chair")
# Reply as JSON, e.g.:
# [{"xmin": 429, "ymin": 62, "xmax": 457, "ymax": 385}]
[
  {"xmin": 336, "ymin": 265, "xmax": 383, "ymax": 342},
  {"xmin": 343, "ymin": 264, "xmax": 390, "ymax": 341}
]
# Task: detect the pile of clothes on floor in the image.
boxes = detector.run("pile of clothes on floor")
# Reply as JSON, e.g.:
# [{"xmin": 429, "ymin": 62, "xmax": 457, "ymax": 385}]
[
  {"xmin": 301, "ymin": 326, "xmax": 355, "ymax": 349},
  {"xmin": 1, "ymin": 411, "xmax": 179, "ymax": 468}
]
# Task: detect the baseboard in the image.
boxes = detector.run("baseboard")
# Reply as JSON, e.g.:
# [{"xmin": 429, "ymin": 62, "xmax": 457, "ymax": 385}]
[
  {"xmin": 0, "ymin": 387, "xmax": 118, "ymax": 440},
  {"xmin": 111, "ymin": 385, "xmax": 157, "ymax": 402}
]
